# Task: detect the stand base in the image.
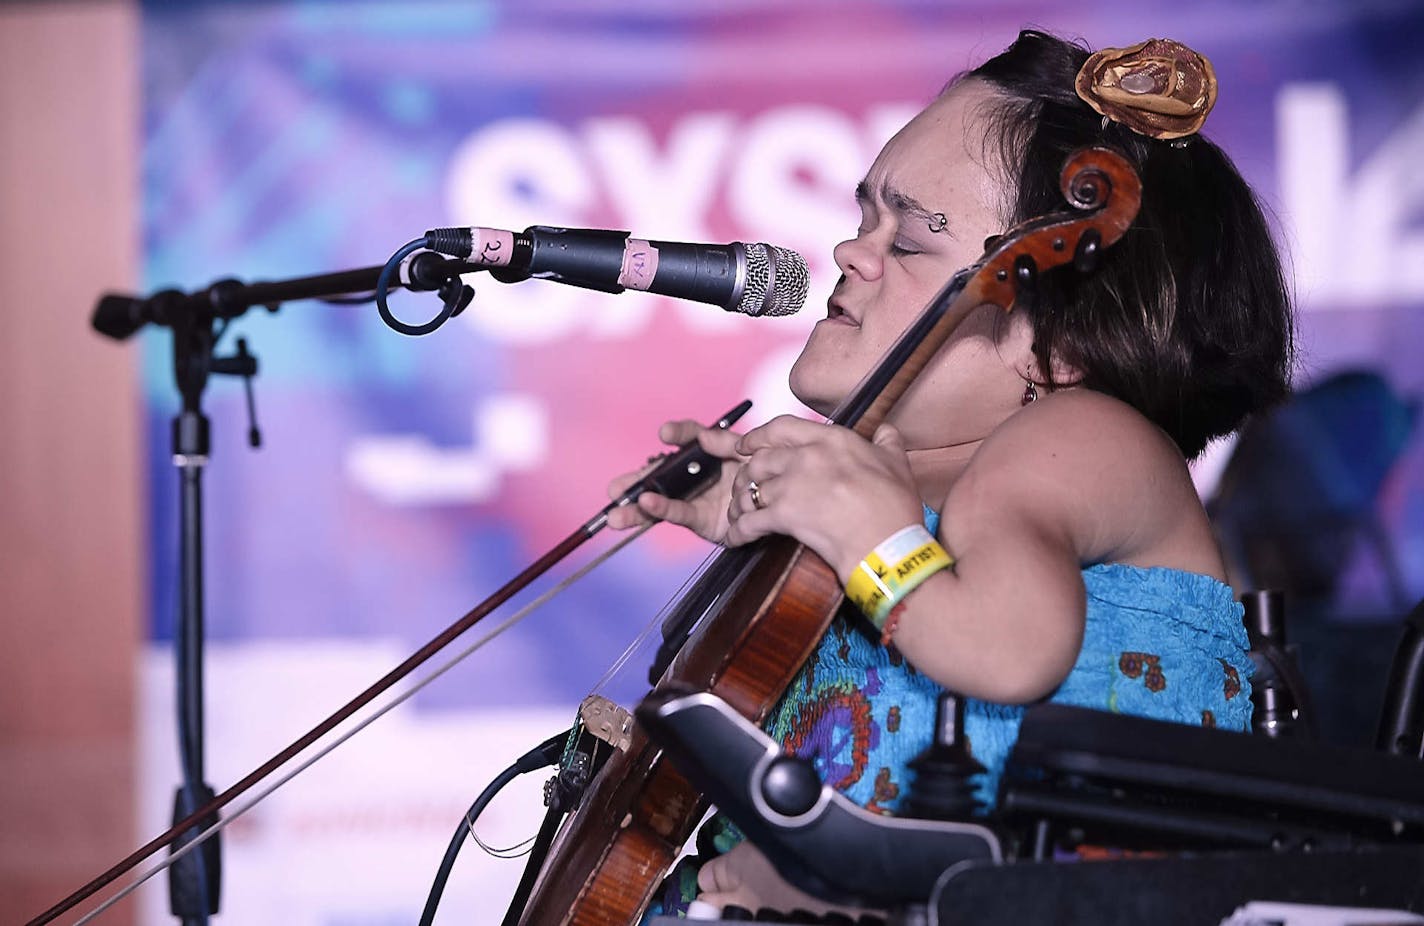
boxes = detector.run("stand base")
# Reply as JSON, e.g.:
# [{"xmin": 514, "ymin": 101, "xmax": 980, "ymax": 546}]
[{"xmin": 168, "ymin": 784, "xmax": 221, "ymax": 920}]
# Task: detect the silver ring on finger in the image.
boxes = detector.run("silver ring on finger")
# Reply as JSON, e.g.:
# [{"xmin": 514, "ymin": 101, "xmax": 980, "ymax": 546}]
[{"xmin": 747, "ymin": 479, "xmax": 767, "ymax": 510}]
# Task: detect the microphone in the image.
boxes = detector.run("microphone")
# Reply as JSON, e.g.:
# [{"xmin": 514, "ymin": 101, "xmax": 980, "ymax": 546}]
[{"xmin": 422, "ymin": 225, "xmax": 808, "ymax": 318}]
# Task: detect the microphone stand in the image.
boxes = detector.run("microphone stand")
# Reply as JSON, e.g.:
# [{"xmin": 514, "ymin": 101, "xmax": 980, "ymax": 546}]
[{"xmin": 91, "ymin": 255, "xmax": 476, "ymax": 924}]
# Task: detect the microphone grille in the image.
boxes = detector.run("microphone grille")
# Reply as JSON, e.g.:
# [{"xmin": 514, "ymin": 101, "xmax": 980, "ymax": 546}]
[{"xmin": 735, "ymin": 243, "xmax": 809, "ymax": 317}]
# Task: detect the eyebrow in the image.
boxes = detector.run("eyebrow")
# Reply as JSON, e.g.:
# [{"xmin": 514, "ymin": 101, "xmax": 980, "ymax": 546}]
[{"xmin": 855, "ymin": 179, "xmax": 952, "ymax": 237}]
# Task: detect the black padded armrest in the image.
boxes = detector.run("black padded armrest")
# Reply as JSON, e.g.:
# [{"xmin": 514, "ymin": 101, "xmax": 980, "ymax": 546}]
[
  {"xmin": 637, "ymin": 689, "xmax": 1001, "ymax": 909},
  {"xmin": 1006, "ymin": 704, "xmax": 1424, "ymax": 828}
]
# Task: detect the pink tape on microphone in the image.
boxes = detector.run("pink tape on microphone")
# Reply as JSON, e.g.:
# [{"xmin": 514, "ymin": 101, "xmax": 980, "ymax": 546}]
[
  {"xmin": 470, "ymin": 227, "xmax": 516, "ymax": 267},
  {"xmin": 618, "ymin": 239, "xmax": 659, "ymax": 290}
]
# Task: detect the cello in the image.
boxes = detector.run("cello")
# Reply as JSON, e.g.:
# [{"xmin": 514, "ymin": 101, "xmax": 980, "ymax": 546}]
[{"xmin": 515, "ymin": 145, "xmax": 1142, "ymax": 926}]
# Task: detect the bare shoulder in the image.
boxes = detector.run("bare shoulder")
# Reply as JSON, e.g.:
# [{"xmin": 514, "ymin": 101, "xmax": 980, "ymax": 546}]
[
  {"xmin": 946, "ymin": 389, "xmax": 1221, "ymax": 572},
  {"xmin": 994, "ymin": 389, "xmax": 1187, "ymax": 471}
]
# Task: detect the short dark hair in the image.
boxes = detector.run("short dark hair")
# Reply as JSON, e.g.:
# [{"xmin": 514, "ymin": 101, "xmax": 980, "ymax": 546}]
[{"xmin": 965, "ymin": 30, "xmax": 1294, "ymax": 459}]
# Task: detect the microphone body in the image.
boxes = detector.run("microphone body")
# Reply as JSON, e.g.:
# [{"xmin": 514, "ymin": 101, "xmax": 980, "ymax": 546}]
[{"xmin": 425, "ymin": 225, "xmax": 807, "ymax": 318}]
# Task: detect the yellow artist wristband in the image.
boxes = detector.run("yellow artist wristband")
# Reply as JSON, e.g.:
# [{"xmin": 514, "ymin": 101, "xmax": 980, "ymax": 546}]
[{"xmin": 844, "ymin": 525, "xmax": 955, "ymax": 631}]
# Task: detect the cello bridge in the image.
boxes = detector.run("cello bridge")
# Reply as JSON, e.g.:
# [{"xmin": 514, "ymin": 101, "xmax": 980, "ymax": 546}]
[{"xmin": 579, "ymin": 694, "xmax": 634, "ymax": 752}]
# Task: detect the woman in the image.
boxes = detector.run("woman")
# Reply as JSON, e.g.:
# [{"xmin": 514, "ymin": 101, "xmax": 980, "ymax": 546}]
[{"xmin": 609, "ymin": 30, "xmax": 1292, "ymax": 915}]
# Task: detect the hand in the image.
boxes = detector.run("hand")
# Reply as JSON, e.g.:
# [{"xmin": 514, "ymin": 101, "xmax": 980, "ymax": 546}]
[
  {"xmin": 723, "ymin": 416, "xmax": 924, "ymax": 578},
  {"xmin": 604, "ymin": 419, "xmax": 747, "ymax": 544},
  {"xmin": 696, "ymin": 842, "xmax": 873, "ymax": 917}
]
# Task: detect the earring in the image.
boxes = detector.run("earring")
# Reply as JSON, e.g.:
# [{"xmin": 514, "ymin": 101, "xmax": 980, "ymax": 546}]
[{"xmin": 1021, "ymin": 370, "xmax": 1038, "ymax": 406}]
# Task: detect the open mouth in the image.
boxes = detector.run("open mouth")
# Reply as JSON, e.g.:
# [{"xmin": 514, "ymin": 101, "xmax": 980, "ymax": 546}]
[{"xmin": 826, "ymin": 300, "xmax": 860, "ymax": 326}]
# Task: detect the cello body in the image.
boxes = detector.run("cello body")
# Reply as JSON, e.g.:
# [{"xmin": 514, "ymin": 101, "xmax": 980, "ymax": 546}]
[
  {"xmin": 519, "ymin": 538, "xmax": 842, "ymax": 925},
  {"xmin": 518, "ymin": 147, "xmax": 1142, "ymax": 926}
]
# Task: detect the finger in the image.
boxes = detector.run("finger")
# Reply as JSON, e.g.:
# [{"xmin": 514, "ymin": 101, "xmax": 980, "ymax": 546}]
[
  {"xmin": 696, "ymin": 855, "xmax": 736, "ymax": 895},
  {"xmin": 604, "ymin": 496, "xmax": 654, "ymax": 530},
  {"xmin": 727, "ymin": 462, "xmax": 778, "ymax": 523},
  {"xmin": 871, "ymin": 421, "xmax": 916, "ymax": 482},
  {"xmin": 735, "ymin": 414, "xmax": 825, "ymax": 456},
  {"xmin": 658, "ymin": 418, "xmax": 705, "ymax": 446},
  {"xmin": 640, "ymin": 492, "xmax": 709, "ymax": 534},
  {"xmin": 693, "ymin": 891, "xmax": 748, "ymax": 912},
  {"xmin": 659, "ymin": 418, "xmax": 744, "ymax": 455},
  {"xmin": 724, "ymin": 506, "xmax": 778, "ymax": 547},
  {"xmin": 726, "ymin": 450, "xmax": 812, "ymax": 526},
  {"xmin": 726, "ymin": 476, "xmax": 758, "ymax": 523},
  {"xmin": 695, "ymin": 425, "xmax": 747, "ymax": 460},
  {"xmin": 657, "ymin": 420, "xmax": 747, "ymax": 469},
  {"xmin": 872, "ymin": 421, "xmax": 905, "ymax": 451},
  {"xmin": 736, "ymin": 446, "xmax": 796, "ymax": 488},
  {"xmin": 607, "ymin": 469, "xmax": 644, "ymax": 501}
]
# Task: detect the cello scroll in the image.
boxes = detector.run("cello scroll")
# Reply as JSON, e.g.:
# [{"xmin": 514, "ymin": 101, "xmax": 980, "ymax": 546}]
[
  {"xmin": 962, "ymin": 146, "xmax": 1140, "ymax": 324},
  {"xmin": 845, "ymin": 145, "xmax": 1141, "ymax": 441}
]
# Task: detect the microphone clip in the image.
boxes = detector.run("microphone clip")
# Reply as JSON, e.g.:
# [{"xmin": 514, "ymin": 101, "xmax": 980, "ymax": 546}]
[{"xmin": 375, "ymin": 238, "xmax": 477, "ymax": 336}]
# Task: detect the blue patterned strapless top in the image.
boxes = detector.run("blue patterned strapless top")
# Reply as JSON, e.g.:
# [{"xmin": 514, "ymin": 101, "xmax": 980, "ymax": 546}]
[{"xmin": 764, "ymin": 510, "xmax": 1254, "ymax": 811}]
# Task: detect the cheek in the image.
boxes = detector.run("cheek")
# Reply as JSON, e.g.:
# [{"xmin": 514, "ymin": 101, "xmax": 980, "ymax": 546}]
[
  {"xmin": 909, "ymin": 311, "xmax": 1012, "ymax": 393},
  {"xmin": 864, "ymin": 278, "xmax": 943, "ymax": 347}
]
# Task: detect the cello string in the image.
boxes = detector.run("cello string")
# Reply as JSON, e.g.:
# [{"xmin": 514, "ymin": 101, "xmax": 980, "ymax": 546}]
[
  {"xmin": 587, "ymin": 546, "xmax": 720, "ymax": 696},
  {"xmin": 460, "ymin": 549, "xmax": 720, "ymax": 859},
  {"xmin": 71, "ymin": 523, "xmax": 653, "ymax": 926}
]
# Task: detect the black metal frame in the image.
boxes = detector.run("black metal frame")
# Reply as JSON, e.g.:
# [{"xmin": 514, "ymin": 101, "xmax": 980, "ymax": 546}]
[{"xmin": 641, "ymin": 692, "xmax": 1424, "ymax": 925}]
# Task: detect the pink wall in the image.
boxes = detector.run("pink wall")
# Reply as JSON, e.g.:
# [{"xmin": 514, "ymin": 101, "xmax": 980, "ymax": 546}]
[{"xmin": 0, "ymin": 2, "xmax": 142, "ymax": 921}]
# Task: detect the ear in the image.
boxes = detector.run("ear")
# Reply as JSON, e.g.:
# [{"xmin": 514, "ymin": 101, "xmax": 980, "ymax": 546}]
[{"xmin": 1001, "ymin": 311, "xmax": 1082, "ymax": 389}]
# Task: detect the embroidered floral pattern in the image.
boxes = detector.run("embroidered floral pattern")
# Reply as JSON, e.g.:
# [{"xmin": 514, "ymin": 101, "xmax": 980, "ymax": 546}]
[
  {"xmin": 1221, "ymin": 660, "xmax": 1242, "ymax": 701},
  {"xmin": 866, "ymin": 767, "xmax": 901, "ymax": 815},
  {"xmin": 780, "ymin": 686, "xmax": 876, "ymax": 791},
  {"xmin": 1119, "ymin": 651, "xmax": 1166, "ymax": 692}
]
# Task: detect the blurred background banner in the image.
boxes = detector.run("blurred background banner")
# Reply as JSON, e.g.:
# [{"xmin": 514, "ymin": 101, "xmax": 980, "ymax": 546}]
[{"xmin": 3, "ymin": 0, "xmax": 1422, "ymax": 923}]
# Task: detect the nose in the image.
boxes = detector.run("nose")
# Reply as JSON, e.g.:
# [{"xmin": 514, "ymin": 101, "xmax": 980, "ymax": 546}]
[{"xmin": 833, "ymin": 234, "xmax": 882, "ymax": 282}]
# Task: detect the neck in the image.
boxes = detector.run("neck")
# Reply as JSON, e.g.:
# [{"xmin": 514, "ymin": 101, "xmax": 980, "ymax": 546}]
[{"xmin": 906, "ymin": 440, "xmax": 982, "ymax": 509}]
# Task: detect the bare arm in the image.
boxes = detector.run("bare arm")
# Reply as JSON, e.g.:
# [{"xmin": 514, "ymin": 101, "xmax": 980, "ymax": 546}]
[{"xmin": 726, "ymin": 391, "xmax": 1215, "ymax": 703}]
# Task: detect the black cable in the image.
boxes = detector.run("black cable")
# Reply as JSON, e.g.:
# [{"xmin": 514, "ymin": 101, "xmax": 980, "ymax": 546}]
[
  {"xmin": 377, "ymin": 238, "xmax": 461, "ymax": 336},
  {"xmin": 500, "ymin": 802, "xmax": 565, "ymax": 926},
  {"xmin": 418, "ymin": 730, "xmax": 570, "ymax": 926},
  {"xmin": 418, "ymin": 766, "xmax": 519, "ymax": 926}
]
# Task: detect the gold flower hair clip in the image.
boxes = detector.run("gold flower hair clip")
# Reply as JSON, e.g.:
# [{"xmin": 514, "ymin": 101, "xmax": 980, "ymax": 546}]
[{"xmin": 1075, "ymin": 38, "xmax": 1218, "ymax": 141}]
